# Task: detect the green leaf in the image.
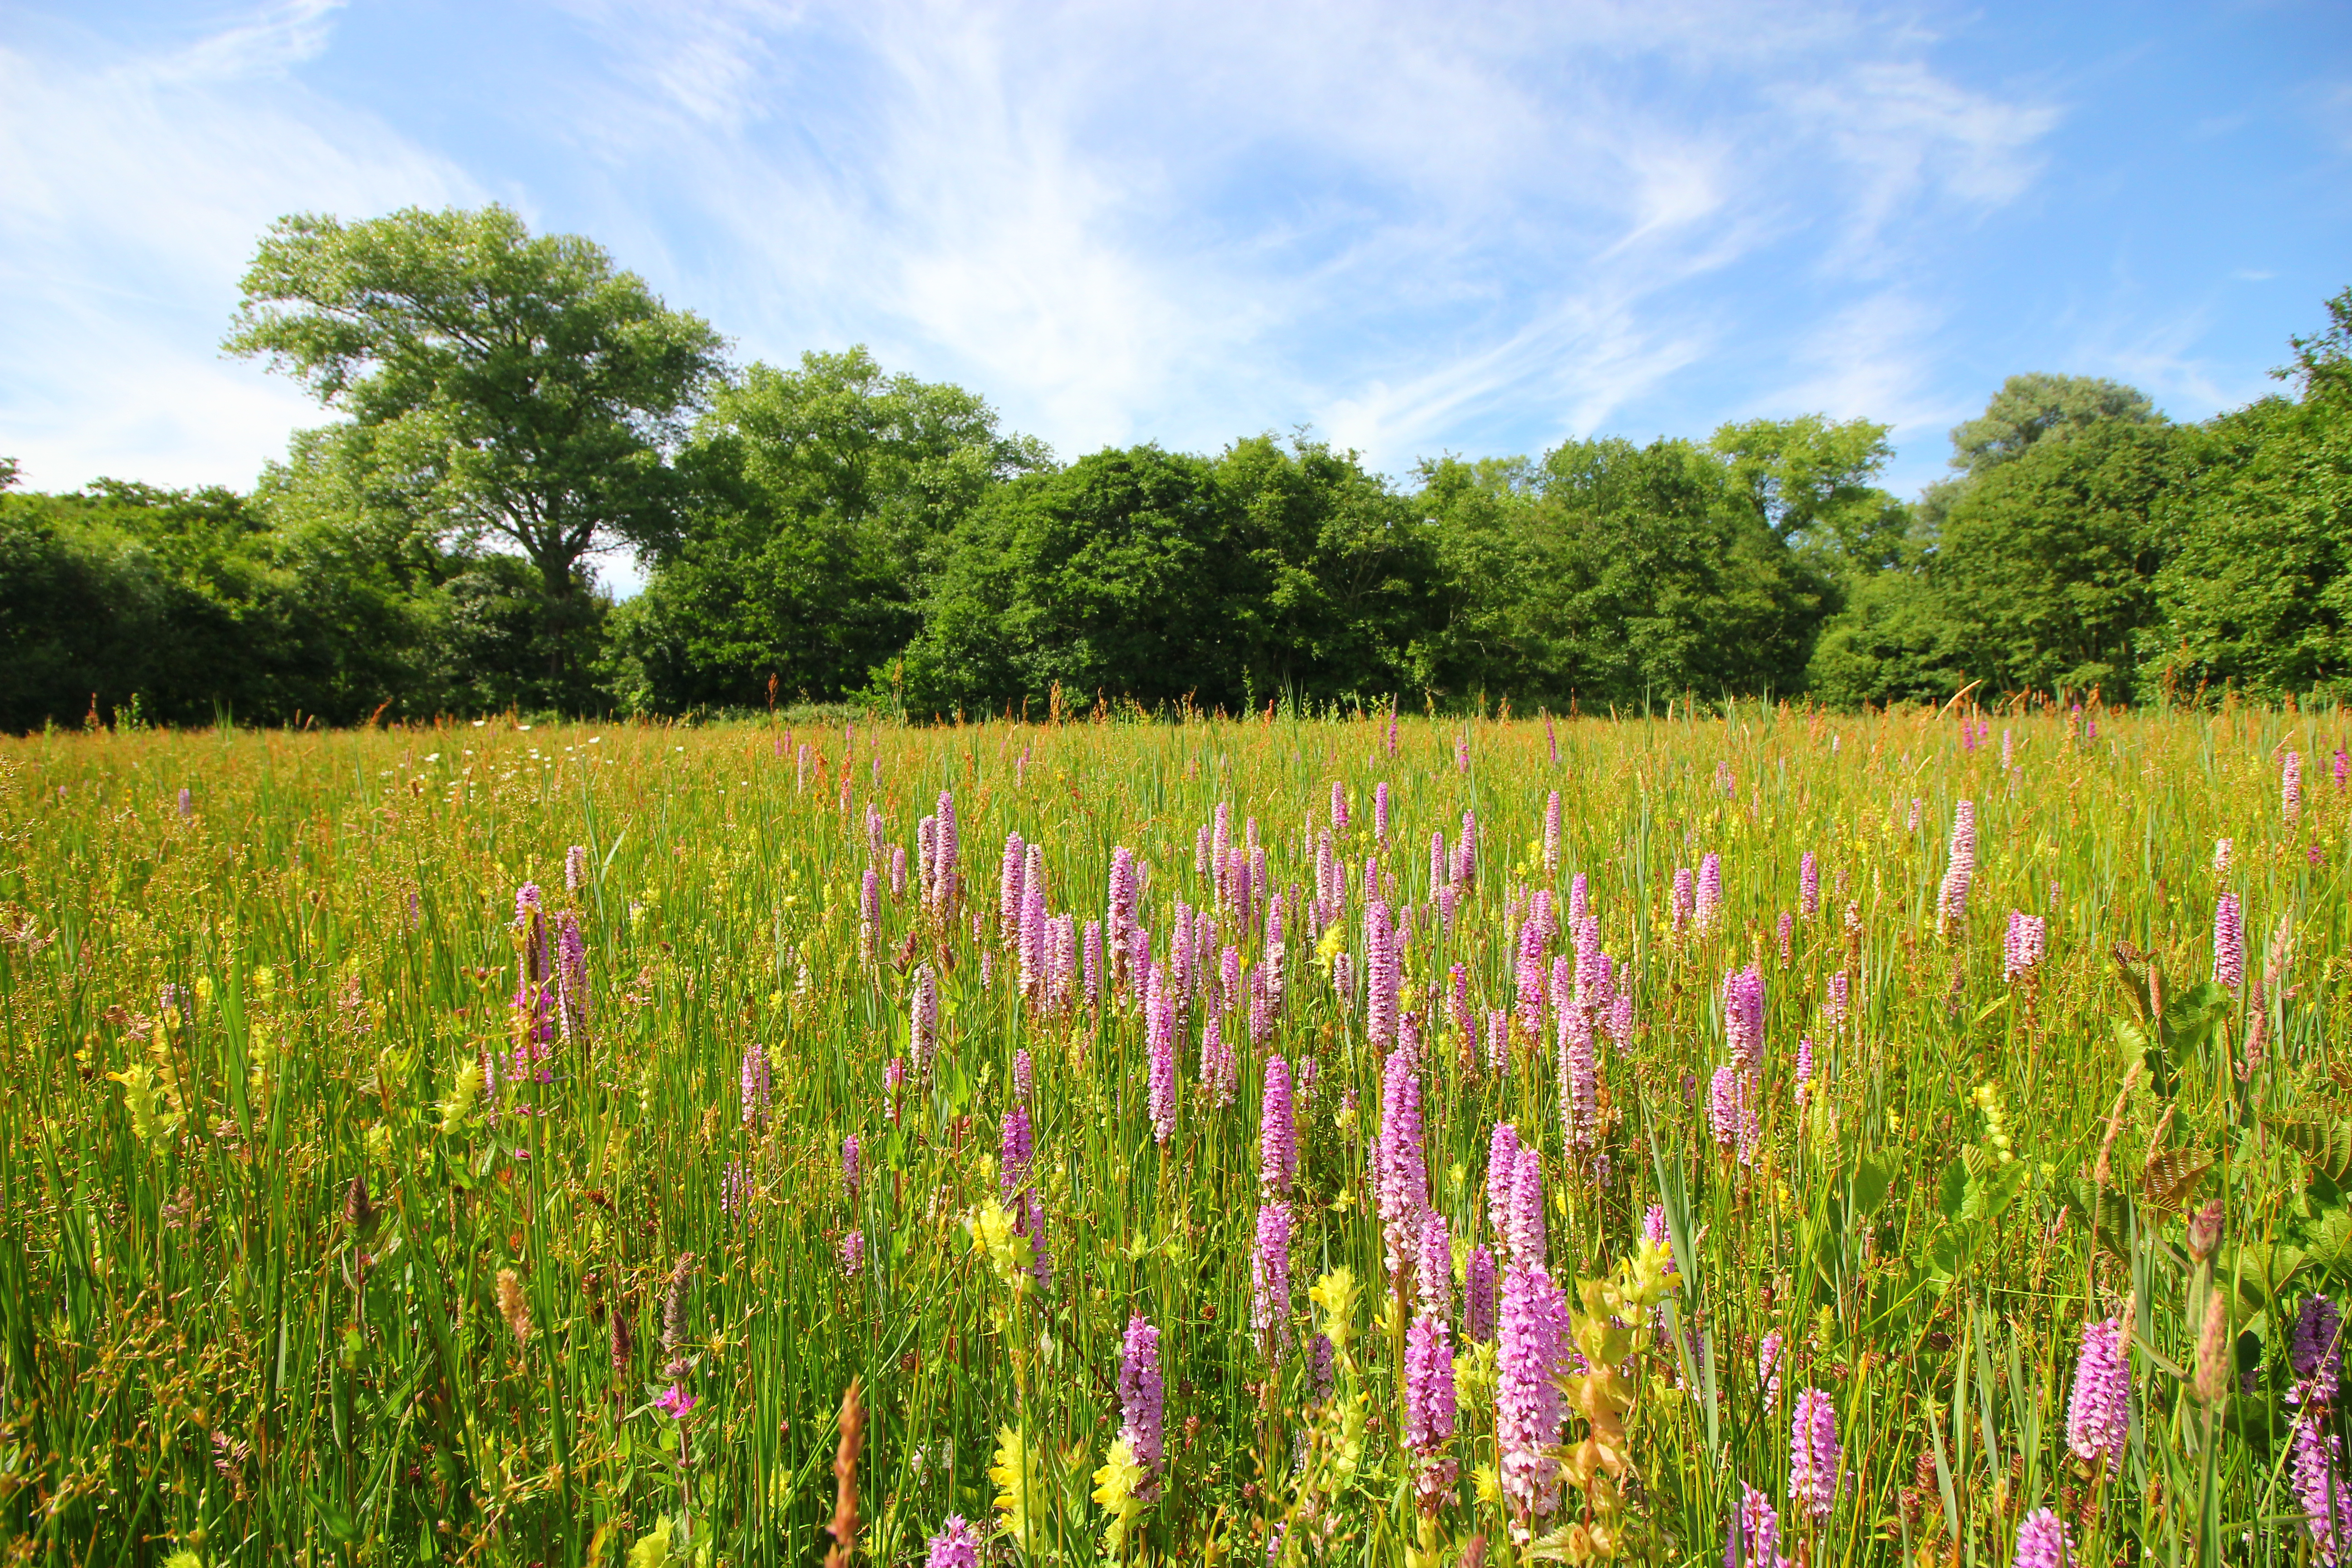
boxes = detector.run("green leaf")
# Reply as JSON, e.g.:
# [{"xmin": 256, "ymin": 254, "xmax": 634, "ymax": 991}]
[
  {"xmin": 2280, "ymin": 1120, "xmax": 2352, "ymax": 1186},
  {"xmin": 1960, "ymin": 1158, "xmax": 2026, "ymax": 1224},
  {"xmin": 1851, "ymin": 1154, "xmax": 1893, "ymax": 1219},
  {"xmin": 1937, "ymin": 1159, "xmax": 1968, "ymax": 1220}
]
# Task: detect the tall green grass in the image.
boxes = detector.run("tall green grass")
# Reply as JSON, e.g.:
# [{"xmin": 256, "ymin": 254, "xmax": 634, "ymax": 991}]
[{"xmin": 0, "ymin": 702, "xmax": 2344, "ymax": 1565}]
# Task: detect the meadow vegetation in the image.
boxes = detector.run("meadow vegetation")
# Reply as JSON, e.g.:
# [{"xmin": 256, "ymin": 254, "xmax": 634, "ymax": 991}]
[{"xmin": 0, "ymin": 702, "xmax": 2347, "ymax": 1566}]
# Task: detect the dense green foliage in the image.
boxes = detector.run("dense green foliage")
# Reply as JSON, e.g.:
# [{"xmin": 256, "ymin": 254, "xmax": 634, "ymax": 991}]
[
  {"xmin": 4, "ymin": 205, "xmax": 2348, "ymax": 727},
  {"xmin": 899, "ymin": 437, "xmax": 1443, "ymax": 714},
  {"xmin": 611, "ymin": 348, "xmax": 1052, "ymax": 712}
]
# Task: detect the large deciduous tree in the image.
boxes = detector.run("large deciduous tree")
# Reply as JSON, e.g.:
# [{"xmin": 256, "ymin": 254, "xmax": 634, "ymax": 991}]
[
  {"xmin": 612, "ymin": 348, "xmax": 1049, "ymax": 710},
  {"xmin": 225, "ymin": 205, "xmax": 724, "ymax": 685},
  {"xmin": 2145, "ymin": 289, "xmax": 2352, "ymax": 701}
]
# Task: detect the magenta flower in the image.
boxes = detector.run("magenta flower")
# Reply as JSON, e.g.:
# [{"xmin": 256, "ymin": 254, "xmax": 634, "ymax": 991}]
[
  {"xmin": 1759, "ymin": 1328, "xmax": 1784, "ymax": 1407},
  {"xmin": 1788, "ymin": 1387, "xmax": 1839, "ymax": 1520},
  {"xmin": 1374, "ymin": 781, "xmax": 1391, "ymax": 841},
  {"xmin": 2004, "ymin": 911, "xmax": 2048, "ymax": 981},
  {"xmin": 1253, "ymin": 1202, "xmax": 1291, "ymax": 1349},
  {"xmin": 1304, "ymin": 1331, "xmax": 1335, "ymax": 1405},
  {"xmin": 740, "ymin": 1043, "xmax": 771, "ymax": 1126},
  {"xmin": 1498, "ymin": 1263, "xmax": 1570, "ymax": 1530},
  {"xmin": 1543, "ymin": 790, "xmax": 1563, "ymax": 876},
  {"xmin": 1824, "ymin": 970, "xmax": 1851, "ymax": 1036},
  {"xmin": 2214, "ymin": 893, "xmax": 2244, "ymax": 991},
  {"xmin": 1118, "ymin": 1313, "xmax": 1165, "ymax": 1484},
  {"xmin": 1019, "ymin": 846, "xmax": 1048, "ymax": 1001},
  {"xmin": 1377, "ymin": 1047, "xmax": 1428, "ymax": 1274},
  {"xmin": 1799, "ymin": 852, "xmax": 1819, "ymax": 919},
  {"xmin": 925, "ymin": 1515, "xmax": 981, "ymax": 1568},
  {"xmin": 860, "ymin": 866, "xmax": 882, "ymax": 962},
  {"xmin": 2013, "ymin": 1508, "xmax": 2072, "ymax": 1568},
  {"xmin": 1416, "ymin": 1210, "xmax": 1452, "ymax": 1321},
  {"xmin": 2293, "ymin": 1294, "xmax": 2342, "ymax": 1406},
  {"xmin": 1696, "ymin": 853, "xmax": 1722, "ymax": 933},
  {"xmin": 1000, "ymin": 1105, "xmax": 1032, "ymax": 1198},
  {"xmin": 2294, "ymin": 1412, "xmax": 2349, "ymax": 1564},
  {"xmin": 1560, "ymin": 1005, "xmax": 1597, "ymax": 1150},
  {"xmin": 1147, "ymin": 968, "xmax": 1176, "ymax": 1147},
  {"xmin": 1083, "ymin": 919, "xmax": 1103, "ymax": 1012},
  {"xmin": 911, "ymin": 964, "xmax": 939, "ymax": 1079},
  {"xmin": 1939, "ymin": 800, "xmax": 1977, "ymax": 927},
  {"xmin": 840, "ymin": 1230, "xmax": 864, "ymax": 1277},
  {"xmin": 1722, "ymin": 966, "xmax": 1764, "ymax": 1071},
  {"xmin": 2066, "ymin": 1316, "xmax": 2130, "ymax": 1475},
  {"xmin": 1508, "ymin": 1144, "xmax": 1547, "ymax": 1269},
  {"xmin": 655, "ymin": 1384, "xmax": 696, "ymax": 1420},
  {"xmin": 2286, "ymin": 750, "xmax": 2305, "ymax": 821},
  {"xmin": 1456, "ymin": 809, "xmax": 1478, "ymax": 885},
  {"xmin": 1729, "ymin": 1481, "xmax": 1781, "ymax": 1568},
  {"xmin": 1405, "ymin": 1311, "xmax": 1458, "ymax": 1501},
  {"xmin": 1672, "ymin": 867, "xmax": 1696, "ymax": 934},
  {"xmin": 1108, "ymin": 848, "xmax": 1138, "ymax": 983},
  {"xmin": 1710, "ymin": 1066, "xmax": 1743, "ymax": 1152},
  {"xmin": 1367, "ymin": 902, "xmax": 1400, "ymax": 1054},
  {"xmin": 1487, "ymin": 1122, "xmax": 1522, "ymax": 1254},
  {"xmin": 1793, "ymin": 1037, "xmax": 1814, "ymax": 1106},
  {"xmin": 1464, "ymin": 1244, "xmax": 1498, "ymax": 1341},
  {"xmin": 1200, "ymin": 1015, "xmax": 1237, "ymax": 1107},
  {"xmin": 997, "ymin": 832, "xmax": 1026, "ymax": 942},
  {"xmin": 843, "ymin": 1134, "xmax": 861, "ymax": 1201},
  {"xmin": 1260, "ymin": 1056, "xmax": 1296, "ymax": 1196}
]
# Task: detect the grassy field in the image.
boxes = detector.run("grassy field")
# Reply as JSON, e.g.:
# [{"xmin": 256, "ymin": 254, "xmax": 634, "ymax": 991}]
[{"xmin": 0, "ymin": 704, "xmax": 2346, "ymax": 1567}]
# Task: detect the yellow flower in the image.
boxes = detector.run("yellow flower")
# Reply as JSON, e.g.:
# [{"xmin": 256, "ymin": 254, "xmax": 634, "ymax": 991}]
[
  {"xmin": 1092, "ymin": 1433, "xmax": 1150, "ymax": 1549},
  {"xmin": 1309, "ymin": 1266, "xmax": 1360, "ymax": 1359},
  {"xmin": 108, "ymin": 1060, "xmax": 170, "ymax": 1146},
  {"xmin": 625, "ymin": 1516, "xmax": 671, "ymax": 1568},
  {"xmin": 991, "ymin": 1424, "xmax": 1044, "ymax": 1546},
  {"xmin": 439, "ymin": 1058, "xmax": 484, "ymax": 1135},
  {"xmin": 964, "ymin": 1200, "xmax": 1035, "ymax": 1296}
]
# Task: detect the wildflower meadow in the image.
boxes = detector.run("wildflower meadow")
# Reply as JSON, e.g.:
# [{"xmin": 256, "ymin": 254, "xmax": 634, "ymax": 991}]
[{"xmin": 2, "ymin": 702, "xmax": 2348, "ymax": 1567}]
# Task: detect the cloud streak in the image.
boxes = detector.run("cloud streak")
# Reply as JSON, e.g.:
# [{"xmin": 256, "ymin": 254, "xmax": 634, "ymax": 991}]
[{"xmin": 9, "ymin": 0, "xmax": 2340, "ymax": 517}]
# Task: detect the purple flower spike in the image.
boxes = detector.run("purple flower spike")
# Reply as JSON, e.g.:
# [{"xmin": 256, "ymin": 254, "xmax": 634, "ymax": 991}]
[
  {"xmin": 1405, "ymin": 1311, "xmax": 1458, "ymax": 1500},
  {"xmin": 926, "ymin": 1516, "xmax": 981, "ymax": 1568},
  {"xmin": 1788, "ymin": 1387, "xmax": 1839, "ymax": 1520},
  {"xmin": 2066, "ymin": 1317, "xmax": 2130, "ymax": 1476},
  {"xmin": 1118, "ymin": 1313, "xmax": 1166, "ymax": 1485},
  {"xmin": 2014, "ymin": 1508, "xmax": 2073, "ymax": 1568}
]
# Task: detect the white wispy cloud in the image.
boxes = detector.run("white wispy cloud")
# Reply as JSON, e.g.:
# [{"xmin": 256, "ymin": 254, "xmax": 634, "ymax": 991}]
[
  {"xmin": 4, "ymin": 0, "xmax": 2071, "ymax": 499},
  {"xmin": 528, "ymin": 0, "xmax": 2063, "ymax": 478},
  {"xmin": 0, "ymin": 1, "xmax": 473, "ymax": 490}
]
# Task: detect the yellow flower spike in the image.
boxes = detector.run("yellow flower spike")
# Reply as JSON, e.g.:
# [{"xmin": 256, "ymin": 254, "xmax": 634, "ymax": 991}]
[
  {"xmin": 1308, "ymin": 1266, "xmax": 1360, "ymax": 1360},
  {"xmin": 1091, "ymin": 1433, "xmax": 1149, "ymax": 1550},
  {"xmin": 963, "ymin": 1199, "xmax": 1035, "ymax": 1295}
]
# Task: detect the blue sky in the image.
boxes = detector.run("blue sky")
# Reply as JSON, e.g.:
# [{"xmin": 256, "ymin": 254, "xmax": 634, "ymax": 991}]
[{"xmin": 4, "ymin": 0, "xmax": 2347, "ymax": 587}]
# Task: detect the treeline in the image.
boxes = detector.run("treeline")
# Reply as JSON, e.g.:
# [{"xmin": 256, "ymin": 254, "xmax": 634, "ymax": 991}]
[{"xmin": 3, "ymin": 206, "xmax": 2347, "ymax": 730}]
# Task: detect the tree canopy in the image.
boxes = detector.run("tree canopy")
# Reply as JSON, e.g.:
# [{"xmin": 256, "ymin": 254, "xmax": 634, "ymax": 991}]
[
  {"xmin": 0, "ymin": 206, "xmax": 2342, "ymax": 727},
  {"xmin": 225, "ymin": 205, "xmax": 724, "ymax": 617}
]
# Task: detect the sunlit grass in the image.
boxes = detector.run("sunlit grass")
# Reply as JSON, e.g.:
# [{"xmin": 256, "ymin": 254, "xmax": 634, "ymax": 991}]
[{"xmin": 0, "ymin": 702, "xmax": 2345, "ymax": 1565}]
